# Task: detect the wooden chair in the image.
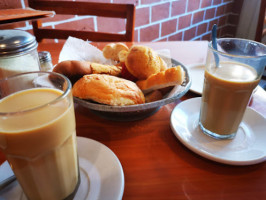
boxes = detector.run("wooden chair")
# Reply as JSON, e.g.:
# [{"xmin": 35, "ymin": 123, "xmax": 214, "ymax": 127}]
[
  {"xmin": 28, "ymin": 0, "xmax": 136, "ymax": 42},
  {"xmin": 255, "ymin": 0, "xmax": 266, "ymax": 42}
]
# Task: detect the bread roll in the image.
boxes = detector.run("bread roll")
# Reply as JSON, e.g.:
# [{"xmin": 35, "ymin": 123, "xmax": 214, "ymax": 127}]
[
  {"xmin": 53, "ymin": 60, "xmax": 121, "ymax": 84},
  {"xmin": 125, "ymin": 45, "xmax": 167, "ymax": 80},
  {"xmin": 53, "ymin": 60, "xmax": 91, "ymax": 76},
  {"xmin": 53, "ymin": 60, "xmax": 92, "ymax": 84},
  {"xmin": 118, "ymin": 50, "xmax": 128, "ymax": 63},
  {"xmin": 90, "ymin": 62, "xmax": 121, "ymax": 76},
  {"xmin": 102, "ymin": 43, "xmax": 129, "ymax": 61},
  {"xmin": 136, "ymin": 65, "xmax": 185, "ymax": 94},
  {"xmin": 72, "ymin": 74, "xmax": 145, "ymax": 106}
]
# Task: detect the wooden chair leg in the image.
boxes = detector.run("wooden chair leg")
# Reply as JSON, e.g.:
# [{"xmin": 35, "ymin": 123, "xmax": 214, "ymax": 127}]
[{"xmin": 32, "ymin": 20, "xmax": 43, "ymax": 42}]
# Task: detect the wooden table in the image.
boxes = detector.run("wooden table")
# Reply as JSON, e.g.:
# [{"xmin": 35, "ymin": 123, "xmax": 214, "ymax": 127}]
[
  {"xmin": 1, "ymin": 41, "xmax": 266, "ymax": 200},
  {"xmin": 0, "ymin": 8, "xmax": 54, "ymax": 24}
]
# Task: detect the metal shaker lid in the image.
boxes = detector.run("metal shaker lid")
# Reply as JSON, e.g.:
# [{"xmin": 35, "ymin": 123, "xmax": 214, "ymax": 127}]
[
  {"xmin": 0, "ymin": 29, "xmax": 38, "ymax": 57},
  {"xmin": 38, "ymin": 51, "xmax": 52, "ymax": 63}
]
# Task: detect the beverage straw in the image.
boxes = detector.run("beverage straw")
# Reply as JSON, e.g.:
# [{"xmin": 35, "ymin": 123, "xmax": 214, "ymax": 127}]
[{"xmin": 211, "ymin": 24, "xmax": 220, "ymax": 67}]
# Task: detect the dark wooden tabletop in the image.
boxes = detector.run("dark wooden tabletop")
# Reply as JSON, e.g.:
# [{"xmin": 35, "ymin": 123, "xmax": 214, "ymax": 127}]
[
  {"xmin": 1, "ymin": 41, "xmax": 265, "ymax": 200},
  {"xmin": 0, "ymin": 8, "xmax": 54, "ymax": 24}
]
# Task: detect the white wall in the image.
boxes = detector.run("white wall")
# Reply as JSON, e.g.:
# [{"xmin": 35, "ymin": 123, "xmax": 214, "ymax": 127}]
[{"xmin": 236, "ymin": 0, "xmax": 260, "ymax": 40}]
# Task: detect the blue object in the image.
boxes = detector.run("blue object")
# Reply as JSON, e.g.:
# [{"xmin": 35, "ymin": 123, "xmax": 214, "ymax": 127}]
[{"xmin": 211, "ymin": 24, "xmax": 219, "ymax": 67}]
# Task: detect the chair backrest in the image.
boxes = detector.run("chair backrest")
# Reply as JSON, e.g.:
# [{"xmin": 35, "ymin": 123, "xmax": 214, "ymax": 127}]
[
  {"xmin": 255, "ymin": 0, "xmax": 266, "ymax": 42},
  {"xmin": 28, "ymin": 0, "xmax": 136, "ymax": 42}
]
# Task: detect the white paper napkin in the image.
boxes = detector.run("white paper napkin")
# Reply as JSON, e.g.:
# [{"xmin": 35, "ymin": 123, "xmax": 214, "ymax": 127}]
[
  {"xmin": 58, "ymin": 36, "xmax": 172, "ymax": 67},
  {"xmin": 58, "ymin": 36, "xmax": 113, "ymax": 65}
]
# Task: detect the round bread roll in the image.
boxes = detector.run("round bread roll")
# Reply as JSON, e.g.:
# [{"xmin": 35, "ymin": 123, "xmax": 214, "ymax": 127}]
[
  {"xmin": 125, "ymin": 45, "xmax": 167, "ymax": 80},
  {"xmin": 118, "ymin": 50, "xmax": 128, "ymax": 63},
  {"xmin": 53, "ymin": 60, "xmax": 92, "ymax": 84},
  {"xmin": 53, "ymin": 60, "xmax": 92, "ymax": 76},
  {"xmin": 53, "ymin": 60, "xmax": 122, "ymax": 84},
  {"xmin": 102, "ymin": 43, "xmax": 129, "ymax": 61},
  {"xmin": 72, "ymin": 74, "xmax": 145, "ymax": 106}
]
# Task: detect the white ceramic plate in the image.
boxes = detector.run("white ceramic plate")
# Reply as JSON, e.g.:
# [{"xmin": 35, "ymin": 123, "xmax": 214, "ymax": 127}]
[
  {"xmin": 0, "ymin": 137, "xmax": 124, "ymax": 200},
  {"xmin": 187, "ymin": 64, "xmax": 205, "ymax": 95},
  {"xmin": 170, "ymin": 97, "xmax": 266, "ymax": 166}
]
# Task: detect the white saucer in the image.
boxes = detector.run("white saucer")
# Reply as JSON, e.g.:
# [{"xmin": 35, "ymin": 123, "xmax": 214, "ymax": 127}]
[
  {"xmin": 187, "ymin": 64, "xmax": 205, "ymax": 94},
  {"xmin": 0, "ymin": 137, "xmax": 124, "ymax": 200},
  {"xmin": 170, "ymin": 97, "xmax": 266, "ymax": 166}
]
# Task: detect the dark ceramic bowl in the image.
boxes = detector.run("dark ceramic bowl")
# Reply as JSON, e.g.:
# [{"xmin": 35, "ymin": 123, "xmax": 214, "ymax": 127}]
[{"xmin": 74, "ymin": 58, "xmax": 191, "ymax": 121}]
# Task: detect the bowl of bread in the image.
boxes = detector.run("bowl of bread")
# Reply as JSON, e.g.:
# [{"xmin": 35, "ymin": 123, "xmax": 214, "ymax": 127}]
[{"xmin": 53, "ymin": 42, "xmax": 191, "ymax": 121}]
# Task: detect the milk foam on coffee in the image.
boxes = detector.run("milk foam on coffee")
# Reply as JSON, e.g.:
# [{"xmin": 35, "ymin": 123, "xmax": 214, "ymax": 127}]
[
  {"xmin": 0, "ymin": 88, "xmax": 78, "ymax": 200},
  {"xmin": 211, "ymin": 62, "xmax": 257, "ymax": 82}
]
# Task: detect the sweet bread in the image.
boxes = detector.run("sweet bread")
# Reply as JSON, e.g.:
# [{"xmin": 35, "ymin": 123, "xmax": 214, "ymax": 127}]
[
  {"xmin": 125, "ymin": 45, "xmax": 167, "ymax": 80},
  {"xmin": 118, "ymin": 50, "xmax": 128, "ymax": 63},
  {"xmin": 90, "ymin": 62, "xmax": 121, "ymax": 76},
  {"xmin": 136, "ymin": 65, "xmax": 185, "ymax": 94},
  {"xmin": 72, "ymin": 74, "xmax": 145, "ymax": 106},
  {"xmin": 53, "ymin": 60, "xmax": 121, "ymax": 83},
  {"xmin": 102, "ymin": 43, "xmax": 129, "ymax": 61}
]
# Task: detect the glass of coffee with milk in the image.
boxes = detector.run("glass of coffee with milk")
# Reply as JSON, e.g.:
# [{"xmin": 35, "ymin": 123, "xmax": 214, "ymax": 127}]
[
  {"xmin": 199, "ymin": 38, "xmax": 266, "ymax": 139},
  {"xmin": 0, "ymin": 72, "xmax": 80, "ymax": 200}
]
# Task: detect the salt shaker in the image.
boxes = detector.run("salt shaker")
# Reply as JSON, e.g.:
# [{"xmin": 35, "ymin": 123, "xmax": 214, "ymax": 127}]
[
  {"xmin": 38, "ymin": 51, "xmax": 53, "ymax": 71},
  {"xmin": 0, "ymin": 30, "xmax": 40, "ymax": 79}
]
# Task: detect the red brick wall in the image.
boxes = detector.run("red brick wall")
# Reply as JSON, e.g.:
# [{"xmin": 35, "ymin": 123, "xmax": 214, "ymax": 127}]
[{"xmin": 0, "ymin": 0, "xmax": 243, "ymax": 42}]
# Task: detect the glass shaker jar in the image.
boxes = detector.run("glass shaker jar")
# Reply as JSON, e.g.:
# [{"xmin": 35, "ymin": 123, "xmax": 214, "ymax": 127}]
[
  {"xmin": 38, "ymin": 51, "xmax": 53, "ymax": 71},
  {"xmin": 0, "ymin": 29, "xmax": 40, "ymax": 79}
]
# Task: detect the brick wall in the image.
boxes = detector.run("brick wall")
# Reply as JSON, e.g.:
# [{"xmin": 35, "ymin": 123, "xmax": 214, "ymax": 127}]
[{"xmin": 0, "ymin": 0, "xmax": 243, "ymax": 42}]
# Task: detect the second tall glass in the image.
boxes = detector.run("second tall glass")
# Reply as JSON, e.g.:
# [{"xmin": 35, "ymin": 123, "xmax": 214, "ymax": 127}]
[{"xmin": 199, "ymin": 38, "xmax": 266, "ymax": 139}]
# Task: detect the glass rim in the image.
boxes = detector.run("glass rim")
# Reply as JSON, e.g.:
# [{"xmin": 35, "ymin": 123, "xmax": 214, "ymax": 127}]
[
  {"xmin": 208, "ymin": 37, "xmax": 266, "ymax": 59},
  {"xmin": 0, "ymin": 71, "xmax": 72, "ymax": 115}
]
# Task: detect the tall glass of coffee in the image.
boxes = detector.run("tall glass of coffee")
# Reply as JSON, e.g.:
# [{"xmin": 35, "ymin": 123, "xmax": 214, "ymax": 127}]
[
  {"xmin": 0, "ymin": 72, "xmax": 80, "ymax": 199},
  {"xmin": 199, "ymin": 38, "xmax": 266, "ymax": 139}
]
